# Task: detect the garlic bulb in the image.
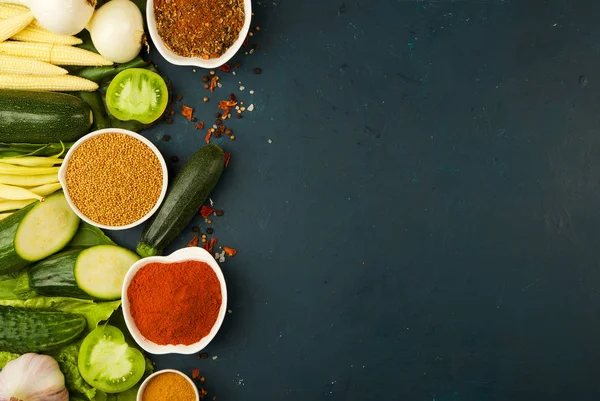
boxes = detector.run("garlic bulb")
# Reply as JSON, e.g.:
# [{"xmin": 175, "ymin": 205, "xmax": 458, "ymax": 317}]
[{"xmin": 0, "ymin": 353, "xmax": 68, "ymax": 401}]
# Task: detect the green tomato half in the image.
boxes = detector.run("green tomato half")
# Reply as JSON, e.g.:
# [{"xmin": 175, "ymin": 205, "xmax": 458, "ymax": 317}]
[{"xmin": 106, "ymin": 68, "xmax": 168, "ymax": 124}]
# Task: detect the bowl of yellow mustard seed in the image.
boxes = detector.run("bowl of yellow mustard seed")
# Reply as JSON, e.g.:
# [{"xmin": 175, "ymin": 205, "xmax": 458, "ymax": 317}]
[{"xmin": 59, "ymin": 128, "xmax": 168, "ymax": 230}]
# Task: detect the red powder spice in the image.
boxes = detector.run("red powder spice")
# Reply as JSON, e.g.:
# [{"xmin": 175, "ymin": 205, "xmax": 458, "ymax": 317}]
[{"xmin": 127, "ymin": 260, "xmax": 222, "ymax": 345}]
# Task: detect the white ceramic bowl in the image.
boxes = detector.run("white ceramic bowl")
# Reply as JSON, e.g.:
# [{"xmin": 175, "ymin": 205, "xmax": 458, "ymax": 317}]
[
  {"xmin": 146, "ymin": 0, "xmax": 252, "ymax": 69},
  {"xmin": 137, "ymin": 369, "xmax": 199, "ymax": 401},
  {"xmin": 122, "ymin": 247, "xmax": 228, "ymax": 355},
  {"xmin": 58, "ymin": 128, "xmax": 168, "ymax": 231}
]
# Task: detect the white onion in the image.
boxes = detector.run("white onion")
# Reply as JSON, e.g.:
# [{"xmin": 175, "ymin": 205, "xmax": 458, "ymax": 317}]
[
  {"xmin": 10, "ymin": 0, "xmax": 96, "ymax": 35},
  {"xmin": 87, "ymin": 0, "xmax": 144, "ymax": 64}
]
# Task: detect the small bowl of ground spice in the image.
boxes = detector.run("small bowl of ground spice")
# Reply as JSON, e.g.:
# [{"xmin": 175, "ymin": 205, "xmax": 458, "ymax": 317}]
[
  {"xmin": 58, "ymin": 128, "xmax": 168, "ymax": 230},
  {"xmin": 122, "ymin": 246, "xmax": 228, "ymax": 354},
  {"xmin": 147, "ymin": 0, "xmax": 252, "ymax": 68},
  {"xmin": 138, "ymin": 369, "xmax": 199, "ymax": 401}
]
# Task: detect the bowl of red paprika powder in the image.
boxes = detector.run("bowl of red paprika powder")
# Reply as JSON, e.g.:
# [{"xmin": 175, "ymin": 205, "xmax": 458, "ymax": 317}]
[{"xmin": 121, "ymin": 246, "xmax": 227, "ymax": 354}]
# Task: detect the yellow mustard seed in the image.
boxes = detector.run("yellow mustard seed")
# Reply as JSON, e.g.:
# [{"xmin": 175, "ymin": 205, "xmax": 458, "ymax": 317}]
[{"xmin": 65, "ymin": 133, "xmax": 163, "ymax": 227}]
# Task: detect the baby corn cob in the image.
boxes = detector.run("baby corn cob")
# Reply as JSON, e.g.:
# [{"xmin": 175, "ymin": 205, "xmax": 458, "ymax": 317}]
[
  {"xmin": 11, "ymin": 25, "xmax": 82, "ymax": 45},
  {"xmin": 0, "ymin": 11, "xmax": 33, "ymax": 43},
  {"xmin": 0, "ymin": 74, "xmax": 98, "ymax": 91},
  {"xmin": 0, "ymin": 42, "xmax": 113, "ymax": 66},
  {"xmin": 0, "ymin": 55, "xmax": 67, "ymax": 75}
]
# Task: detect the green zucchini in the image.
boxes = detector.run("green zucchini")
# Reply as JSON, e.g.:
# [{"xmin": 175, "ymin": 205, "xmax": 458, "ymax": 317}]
[
  {"xmin": 30, "ymin": 245, "xmax": 139, "ymax": 300},
  {"xmin": 137, "ymin": 144, "xmax": 224, "ymax": 257},
  {"xmin": 0, "ymin": 90, "xmax": 92, "ymax": 143},
  {"xmin": 0, "ymin": 306, "xmax": 86, "ymax": 353},
  {"xmin": 0, "ymin": 192, "xmax": 80, "ymax": 274}
]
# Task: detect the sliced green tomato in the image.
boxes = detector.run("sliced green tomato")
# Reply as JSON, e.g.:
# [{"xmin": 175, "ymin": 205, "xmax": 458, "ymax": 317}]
[
  {"xmin": 106, "ymin": 68, "xmax": 168, "ymax": 124},
  {"xmin": 75, "ymin": 245, "xmax": 139, "ymax": 301},
  {"xmin": 14, "ymin": 192, "xmax": 80, "ymax": 262},
  {"xmin": 78, "ymin": 325, "xmax": 145, "ymax": 394}
]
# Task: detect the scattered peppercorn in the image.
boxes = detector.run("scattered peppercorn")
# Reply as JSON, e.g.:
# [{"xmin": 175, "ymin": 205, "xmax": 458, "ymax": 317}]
[
  {"xmin": 255, "ymin": 26, "xmax": 261, "ymax": 31},
  {"xmin": 214, "ymin": 131, "xmax": 222, "ymax": 138},
  {"xmin": 224, "ymin": 128, "xmax": 233, "ymax": 136},
  {"xmin": 192, "ymin": 226, "xmax": 199, "ymax": 232},
  {"xmin": 215, "ymin": 112, "xmax": 221, "ymax": 118},
  {"xmin": 171, "ymin": 156, "xmax": 179, "ymax": 162},
  {"xmin": 253, "ymin": 67, "xmax": 262, "ymax": 74},
  {"xmin": 203, "ymin": 97, "xmax": 209, "ymax": 102},
  {"xmin": 162, "ymin": 134, "xmax": 171, "ymax": 141},
  {"xmin": 209, "ymin": 70, "xmax": 215, "ymax": 75},
  {"xmin": 207, "ymin": 227, "xmax": 214, "ymax": 234},
  {"xmin": 201, "ymin": 75, "xmax": 209, "ymax": 83},
  {"xmin": 215, "ymin": 118, "xmax": 222, "ymax": 125},
  {"xmin": 169, "ymin": 110, "xmax": 175, "ymax": 115},
  {"xmin": 236, "ymin": 113, "xmax": 243, "ymax": 119},
  {"xmin": 215, "ymin": 209, "xmax": 224, "ymax": 216},
  {"xmin": 166, "ymin": 117, "xmax": 173, "ymax": 124},
  {"xmin": 233, "ymin": 61, "xmax": 242, "ymax": 69},
  {"xmin": 176, "ymin": 94, "xmax": 183, "ymax": 101},
  {"xmin": 207, "ymin": 219, "xmax": 212, "ymax": 224},
  {"xmin": 230, "ymin": 135, "xmax": 235, "ymax": 140},
  {"xmin": 204, "ymin": 84, "xmax": 209, "ymax": 89}
]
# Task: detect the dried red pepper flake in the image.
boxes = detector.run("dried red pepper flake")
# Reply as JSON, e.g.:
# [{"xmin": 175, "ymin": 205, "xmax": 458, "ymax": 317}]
[
  {"xmin": 181, "ymin": 105, "xmax": 194, "ymax": 121},
  {"xmin": 218, "ymin": 64, "xmax": 231, "ymax": 72},
  {"xmin": 205, "ymin": 131, "xmax": 212, "ymax": 144},
  {"xmin": 192, "ymin": 369, "xmax": 201, "ymax": 380},
  {"xmin": 209, "ymin": 76, "xmax": 218, "ymax": 92},
  {"xmin": 200, "ymin": 205, "xmax": 215, "ymax": 218},
  {"xmin": 229, "ymin": 93, "xmax": 236, "ymax": 101},
  {"xmin": 195, "ymin": 121, "xmax": 205, "ymax": 130},
  {"xmin": 203, "ymin": 237, "xmax": 218, "ymax": 253},
  {"xmin": 187, "ymin": 235, "xmax": 199, "ymax": 247},
  {"xmin": 218, "ymin": 100, "xmax": 237, "ymax": 110},
  {"xmin": 223, "ymin": 152, "xmax": 231, "ymax": 168},
  {"xmin": 223, "ymin": 246, "xmax": 237, "ymax": 257}
]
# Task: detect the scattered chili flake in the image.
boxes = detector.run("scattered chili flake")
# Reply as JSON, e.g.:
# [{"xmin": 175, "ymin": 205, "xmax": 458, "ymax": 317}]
[
  {"xmin": 201, "ymin": 75, "xmax": 209, "ymax": 83},
  {"xmin": 205, "ymin": 131, "xmax": 212, "ymax": 144},
  {"xmin": 209, "ymin": 76, "xmax": 218, "ymax": 92},
  {"xmin": 200, "ymin": 205, "xmax": 215, "ymax": 218},
  {"xmin": 224, "ymin": 152, "xmax": 231, "ymax": 167},
  {"xmin": 181, "ymin": 105, "xmax": 194, "ymax": 121},
  {"xmin": 233, "ymin": 61, "xmax": 242, "ymax": 69},
  {"xmin": 206, "ymin": 227, "xmax": 214, "ymax": 234},
  {"xmin": 195, "ymin": 121, "xmax": 205, "ymax": 130},
  {"xmin": 229, "ymin": 93, "xmax": 236, "ymax": 101},
  {"xmin": 223, "ymin": 247, "xmax": 237, "ymax": 257},
  {"xmin": 192, "ymin": 226, "xmax": 199, "ymax": 232},
  {"xmin": 192, "ymin": 369, "xmax": 201, "ymax": 380},
  {"xmin": 215, "ymin": 209, "xmax": 224, "ymax": 216},
  {"xmin": 176, "ymin": 94, "xmax": 183, "ymax": 101},
  {"xmin": 166, "ymin": 117, "xmax": 173, "ymax": 124},
  {"xmin": 187, "ymin": 235, "xmax": 199, "ymax": 247},
  {"xmin": 171, "ymin": 156, "xmax": 179, "ymax": 162},
  {"xmin": 162, "ymin": 134, "xmax": 171, "ymax": 141},
  {"xmin": 218, "ymin": 64, "xmax": 231, "ymax": 73},
  {"xmin": 253, "ymin": 67, "xmax": 262, "ymax": 74},
  {"xmin": 203, "ymin": 237, "xmax": 218, "ymax": 253}
]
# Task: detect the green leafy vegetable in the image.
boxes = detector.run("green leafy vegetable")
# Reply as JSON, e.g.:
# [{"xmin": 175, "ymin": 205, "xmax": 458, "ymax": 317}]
[
  {"xmin": 0, "ymin": 297, "xmax": 120, "ymax": 331},
  {"xmin": 0, "ymin": 350, "xmax": 19, "ymax": 369},
  {"xmin": 0, "ymin": 271, "xmax": 37, "ymax": 300},
  {"xmin": 50, "ymin": 342, "xmax": 98, "ymax": 400},
  {"xmin": 68, "ymin": 222, "xmax": 116, "ymax": 248}
]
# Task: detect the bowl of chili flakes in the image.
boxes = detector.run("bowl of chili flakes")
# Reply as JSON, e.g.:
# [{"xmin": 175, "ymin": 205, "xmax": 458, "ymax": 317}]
[{"xmin": 147, "ymin": 0, "xmax": 252, "ymax": 69}]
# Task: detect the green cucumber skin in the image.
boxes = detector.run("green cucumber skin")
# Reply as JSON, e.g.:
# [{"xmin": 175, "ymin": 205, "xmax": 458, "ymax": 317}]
[
  {"xmin": 29, "ymin": 249, "xmax": 92, "ymax": 299},
  {"xmin": 0, "ymin": 306, "xmax": 86, "ymax": 353},
  {"xmin": 0, "ymin": 203, "xmax": 36, "ymax": 274},
  {"xmin": 137, "ymin": 144, "xmax": 224, "ymax": 257},
  {"xmin": 0, "ymin": 90, "xmax": 92, "ymax": 143}
]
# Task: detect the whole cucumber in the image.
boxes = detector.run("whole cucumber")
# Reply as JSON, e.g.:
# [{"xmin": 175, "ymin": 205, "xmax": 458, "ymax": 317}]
[
  {"xmin": 0, "ymin": 90, "xmax": 92, "ymax": 143},
  {"xmin": 137, "ymin": 144, "xmax": 224, "ymax": 257},
  {"xmin": 0, "ymin": 306, "xmax": 86, "ymax": 353}
]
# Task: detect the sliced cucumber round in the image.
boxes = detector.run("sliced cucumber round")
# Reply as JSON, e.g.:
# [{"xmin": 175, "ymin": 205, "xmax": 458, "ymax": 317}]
[
  {"xmin": 14, "ymin": 192, "xmax": 80, "ymax": 262},
  {"xmin": 74, "ymin": 245, "xmax": 139, "ymax": 300}
]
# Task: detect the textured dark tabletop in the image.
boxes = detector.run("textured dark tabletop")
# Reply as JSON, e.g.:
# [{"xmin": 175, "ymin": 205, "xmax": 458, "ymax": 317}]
[{"xmin": 110, "ymin": 0, "xmax": 600, "ymax": 399}]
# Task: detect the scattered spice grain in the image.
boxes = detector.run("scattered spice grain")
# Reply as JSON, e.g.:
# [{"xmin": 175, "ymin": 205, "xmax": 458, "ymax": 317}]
[
  {"xmin": 253, "ymin": 67, "xmax": 262, "ymax": 74},
  {"xmin": 64, "ymin": 133, "xmax": 162, "ymax": 227},
  {"xmin": 162, "ymin": 134, "xmax": 170, "ymax": 141},
  {"xmin": 201, "ymin": 75, "xmax": 209, "ymax": 83}
]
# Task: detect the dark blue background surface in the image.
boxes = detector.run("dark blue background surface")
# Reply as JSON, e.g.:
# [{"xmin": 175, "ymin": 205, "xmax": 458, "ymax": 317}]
[{"xmin": 113, "ymin": 1, "xmax": 600, "ymax": 399}]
